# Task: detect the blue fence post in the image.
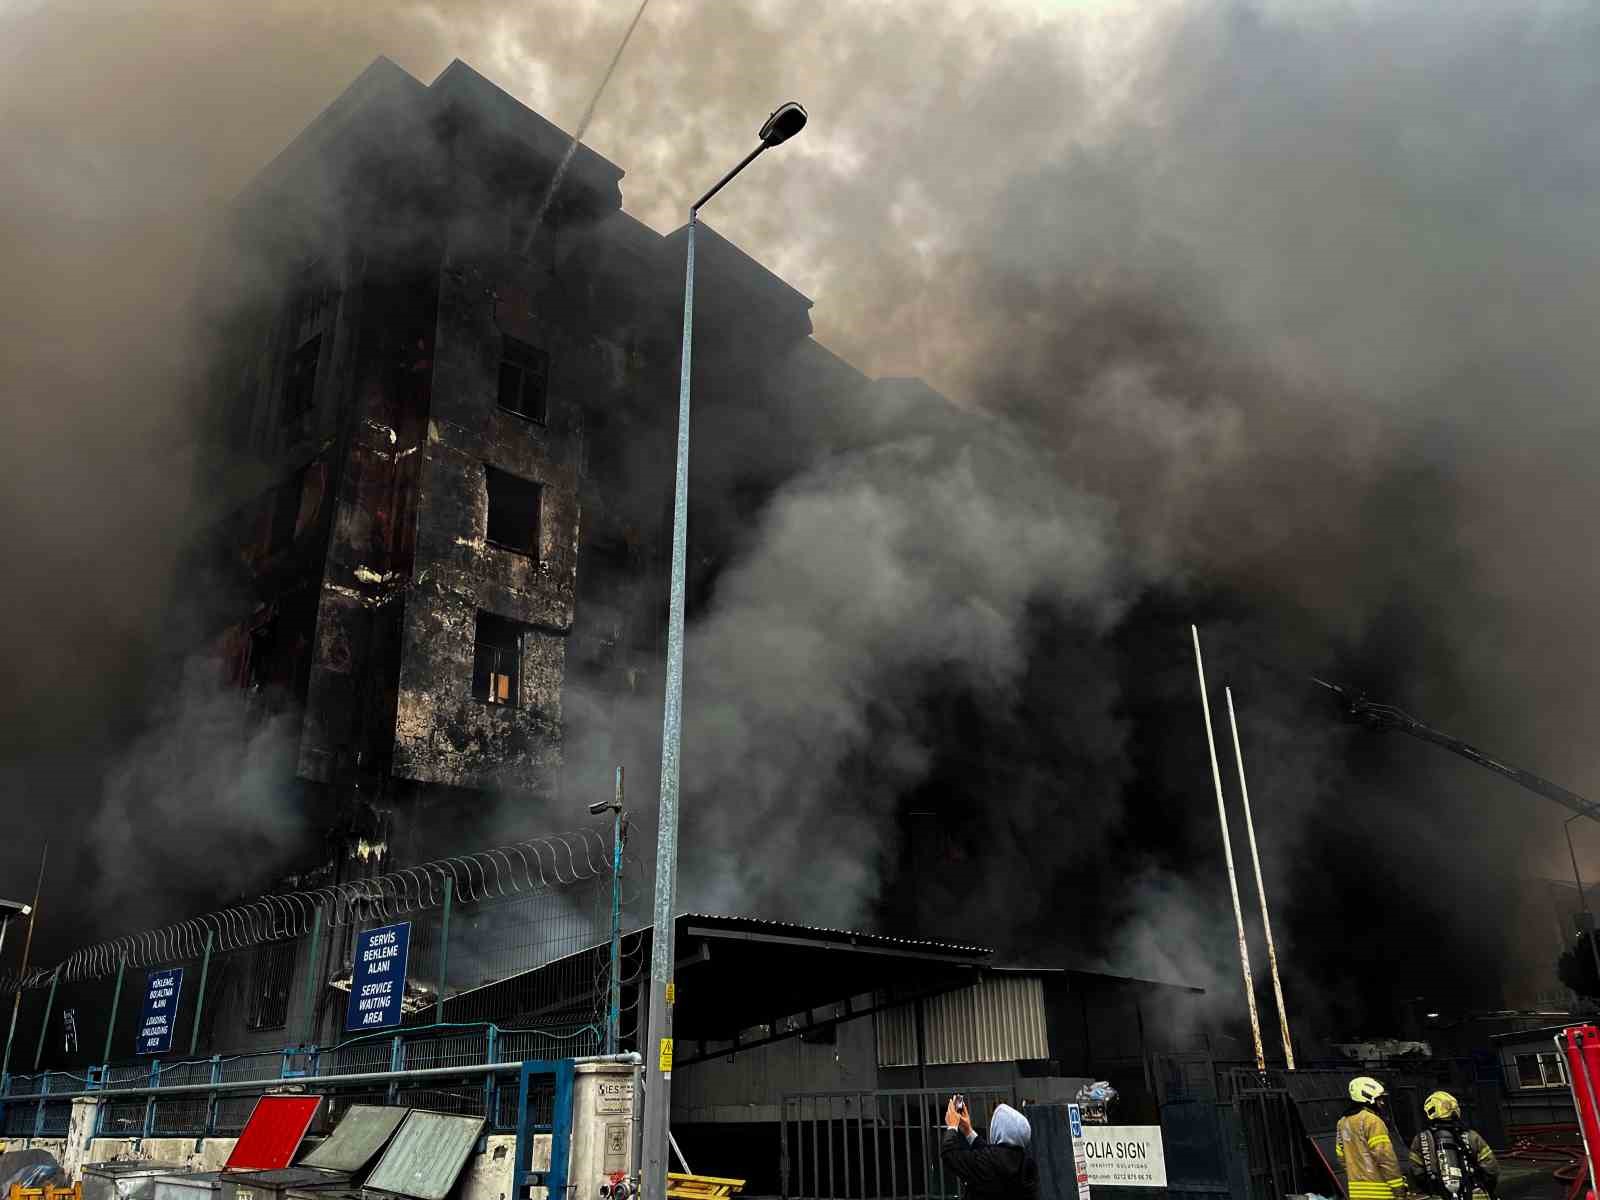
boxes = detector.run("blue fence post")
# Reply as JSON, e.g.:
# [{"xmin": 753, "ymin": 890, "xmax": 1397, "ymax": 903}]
[
  {"xmin": 483, "ymin": 1026, "xmax": 500, "ymax": 1124},
  {"xmin": 549, "ymin": 1059, "xmax": 574, "ymax": 1195},
  {"xmin": 32, "ymin": 966, "xmax": 61, "ymax": 1072},
  {"xmin": 514, "ymin": 1060, "xmax": 574, "ymax": 1200},
  {"xmin": 209, "ymin": 1056, "xmax": 221, "ymax": 1086},
  {"xmin": 386, "ymin": 1037, "xmax": 403, "ymax": 1105},
  {"xmin": 189, "ymin": 928, "xmax": 214, "ymax": 1058},
  {"xmin": 436, "ymin": 876, "xmax": 453, "ymax": 1024},
  {"xmin": 101, "ymin": 957, "xmax": 127, "ymax": 1066},
  {"xmin": 300, "ymin": 908, "xmax": 324, "ymax": 1048}
]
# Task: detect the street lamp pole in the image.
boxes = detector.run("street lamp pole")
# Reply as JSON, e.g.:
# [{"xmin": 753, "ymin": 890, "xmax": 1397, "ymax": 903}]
[
  {"xmin": 1566, "ymin": 814, "xmax": 1600, "ymax": 996},
  {"xmin": 638, "ymin": 101, "xmax": 807, "ymax": 1200}
]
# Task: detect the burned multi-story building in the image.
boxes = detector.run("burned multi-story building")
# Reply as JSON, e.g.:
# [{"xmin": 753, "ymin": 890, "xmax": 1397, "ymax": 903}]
[{"xmin": 195, "ymin": 57, "xmax": 843, "ymax": 869}]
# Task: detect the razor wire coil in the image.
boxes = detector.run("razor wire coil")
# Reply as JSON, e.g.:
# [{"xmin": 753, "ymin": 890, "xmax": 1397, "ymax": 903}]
[{"xmin": 5, "ymin": 829, "xmax": 613, "ymax": 989}]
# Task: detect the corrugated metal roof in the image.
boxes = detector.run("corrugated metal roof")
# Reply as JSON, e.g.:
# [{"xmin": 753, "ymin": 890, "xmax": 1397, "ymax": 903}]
[
  {"xmin": 442, "ymin": 913, "xmax": 990, "ymax": 1010},
  {"xmin": 301, "ymin": 1105, "xmax": 409, "ymax": 1173},
  {"xmin": 679, "ymin": 913, "xmax": 990, "ymax": 957},
  {"xmin": 364, "ymin": 1112, "xmax": 485, "ymax": 1200}
]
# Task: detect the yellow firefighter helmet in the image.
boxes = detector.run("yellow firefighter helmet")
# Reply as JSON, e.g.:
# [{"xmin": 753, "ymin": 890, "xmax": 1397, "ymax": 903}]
[
  {"xmin": 1349, "ymin": 1076, "xmax": 1387, "ymax": 1104},
  {"xmin": 1423, "ymin": 1090, "xmax": 1461, "ymax": 1121}
]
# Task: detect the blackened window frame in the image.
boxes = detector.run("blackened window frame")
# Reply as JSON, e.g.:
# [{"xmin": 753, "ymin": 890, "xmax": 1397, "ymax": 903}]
[
  {"xmin": 267, "ymin": 466, "xmax": 307, "ymax": 556},
  {"xmin": 282, "ymin": 334, "xmax": 322, "ymax": 426},
  {"xmin": 472, "ymin": 611, "xmax": 523, "ymax": 708},
  {"xmin": 497, "ymin": 335, "xmax": 550, "ymax": 424},
  {"xmin": 244, "ymin": 940, "xmax": 296, "ymax": 1031},
  {"xmin": 484, "ymin": 465, "xmax": 542, "ymax": 559}
]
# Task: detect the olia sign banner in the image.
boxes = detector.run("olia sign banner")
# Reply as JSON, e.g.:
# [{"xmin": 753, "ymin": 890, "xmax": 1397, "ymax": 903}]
[{"xmin": 1077, "ymin": 1126, "xmax": 1168, "ymax": 1189}]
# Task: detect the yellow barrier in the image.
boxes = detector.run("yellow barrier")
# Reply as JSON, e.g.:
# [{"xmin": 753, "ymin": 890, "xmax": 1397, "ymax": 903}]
[
  {"xmin": 8, "ymin": 1184, "xmax": 82, "ymax": 1200},
  {"xmin": 665, "ymin": 1174, "xmax": 745, "ymax": 1200}
]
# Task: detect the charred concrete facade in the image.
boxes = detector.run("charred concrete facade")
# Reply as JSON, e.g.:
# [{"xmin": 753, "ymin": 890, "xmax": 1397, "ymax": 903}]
[{"xmin": 195, "ymin": 57, "xmax": 835, "ymax": 866}]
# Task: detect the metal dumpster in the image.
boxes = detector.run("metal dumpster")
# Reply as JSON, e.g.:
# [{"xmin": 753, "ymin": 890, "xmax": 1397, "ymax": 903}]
[
  {"xmin": 223, "ymin": 1168, "xmax": 348, "ymax": 1200},
  {"xmin": 152, "ymin": 1094, "xmax": 325, "ymax": 1200},
  {"xmin": 231, "ymin": 1102, "xmax": 411, "ymax": 1200},
  {"xmin": 232, "ymin": 1113, "xmax": 416, "ymax": 1200},
  {"xmin": 83, "ymin": 1162, "xmax": 190, "ymax": 1200},
  {"xmin": 362, "ymin": 1111, "xmax": 486, "ymax": 1200},
  {"xmin": 152, "ymin": 1172, "xmax": 232, "ymax": 1200}
]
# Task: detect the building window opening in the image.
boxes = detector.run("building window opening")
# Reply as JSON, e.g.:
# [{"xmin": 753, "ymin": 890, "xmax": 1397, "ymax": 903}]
[
  {"xmin": 472, "ymin": 612, "xmax": 522, "ymax": 707},
  {"xmin": 283, "ymin": 335, "xmax": 321, "ymax": 424},
  {"xmin": 245, "ymin": 940, "xmax": 296, "ymax": 1031},
  {"xmin": 485, "ymin": 466, "xmax": 541, "ymax": 558},
  {"xmin": 267, "ymin": 467, "xmax": 306, "ymax": 556},
  {"xmin": 1514, "ymin": 1051, "xmax": 1567, "ymax": 1088},
  {"xmin": 497, "ymin": 335, "xmax": 549, "ymax": 423},
  {"xmin": 291, "ymin": 257, "xmax": 336, "ymax": 345}
]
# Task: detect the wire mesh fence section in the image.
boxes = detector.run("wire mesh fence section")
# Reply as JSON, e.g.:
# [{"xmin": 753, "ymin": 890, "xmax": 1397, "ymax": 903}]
[
  {"xmin": 6, "ymin": 827, "xmax": 639, "ymax": 1080},
  {"xmin": 99, "ymin": 1096, "xmax": 149, "ymax": 1137},
  {"xmin": 150, "ymin": 1096, "xmax": 211, "ymax": 1136},
  {"xmin": 214, "ymin": 1094, "xmax": 264, "ymax": 1134}
]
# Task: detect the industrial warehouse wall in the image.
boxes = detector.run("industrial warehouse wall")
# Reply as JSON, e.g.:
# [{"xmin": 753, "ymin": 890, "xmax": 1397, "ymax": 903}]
[{"xmin": 673, "ymin": 1015, "xmax": 880, "ymax": 1124}]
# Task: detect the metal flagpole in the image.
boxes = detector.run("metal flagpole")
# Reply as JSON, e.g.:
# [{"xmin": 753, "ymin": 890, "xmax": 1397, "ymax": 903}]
[
  {"xmin": 1225, "ymin": 686, "xmax": 1295, "ymax": 1070},
  {"xmin": 1190, "ymin": 627, "xmax": 1265, "ymax": 1073}
]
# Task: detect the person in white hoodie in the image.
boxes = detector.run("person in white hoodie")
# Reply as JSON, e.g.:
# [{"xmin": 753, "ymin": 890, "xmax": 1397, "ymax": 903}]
[{"xmin": 941, "ymin": 1097, "xmax": 1040, "ymax": 1200}]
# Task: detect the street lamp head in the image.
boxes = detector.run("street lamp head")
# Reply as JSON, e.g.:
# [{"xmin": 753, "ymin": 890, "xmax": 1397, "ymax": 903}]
[
  {"xmin": 589, "ymin": 800, "xmax": 613, "ymax": 816},
  {"xmin": 0, "ymin": 899, "xmax": 29, "ymax": 922},
  {"xmin": 759, "ymin": 102, "xmax": 808, "ymax": 147}
]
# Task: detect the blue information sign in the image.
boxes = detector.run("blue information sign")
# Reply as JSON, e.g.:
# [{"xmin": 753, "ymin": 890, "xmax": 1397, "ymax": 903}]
[
  {"xmin": 137, "ymin": 967, "xmax": 184, "ymax": 1055},
  {"xmin": 345, "ymin": 921, "xmax": 411, "ymax": 1033}
]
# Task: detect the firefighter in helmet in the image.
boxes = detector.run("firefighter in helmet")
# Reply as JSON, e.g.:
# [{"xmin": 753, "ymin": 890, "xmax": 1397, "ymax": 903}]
[
  {"xmin": 1407, "ymin": 1090, "xmax": 1498, "ymax": 1199},
  {"xmin": 1336, "ymin": 1076, "xmax": 1407, "ymax": 1200}
]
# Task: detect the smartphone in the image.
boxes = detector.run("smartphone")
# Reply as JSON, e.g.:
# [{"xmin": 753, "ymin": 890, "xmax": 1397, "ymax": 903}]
[{"xmin": 953, "ymin": 1094, "xmax": 967, "ymax": 1113}]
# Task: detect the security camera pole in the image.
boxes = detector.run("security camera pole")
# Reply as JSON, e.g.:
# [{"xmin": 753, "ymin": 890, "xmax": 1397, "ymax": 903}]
[{"xmin": 639, "ymin": 100, "xmax": 808, "ymax": 1200}]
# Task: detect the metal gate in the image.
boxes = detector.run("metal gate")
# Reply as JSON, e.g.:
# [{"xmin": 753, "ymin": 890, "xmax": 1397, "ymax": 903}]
[
  {"xmin": 780, "ymin": 1087, "xmax": 1017, "ymax": 1200},
  {"xmin": 1226, "ymin": 1071, "xmax": 1314, "ymax": 1200}
]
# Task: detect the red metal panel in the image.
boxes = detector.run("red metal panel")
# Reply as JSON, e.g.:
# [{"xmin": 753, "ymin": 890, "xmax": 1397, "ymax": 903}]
[
  {"xmin": 1559, "ymin": 1025, "xmax": 1600, "ymax": 1199},
  {"xmin": 224, "ymin": 1095, "xmax": 323, "ymax": 1170}
]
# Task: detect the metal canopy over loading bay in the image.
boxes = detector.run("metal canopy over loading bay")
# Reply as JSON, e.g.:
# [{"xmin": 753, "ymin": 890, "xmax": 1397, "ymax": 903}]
[{"xmin": 442, "ymin": 914, "xmax": 994, "ymax": 1067}]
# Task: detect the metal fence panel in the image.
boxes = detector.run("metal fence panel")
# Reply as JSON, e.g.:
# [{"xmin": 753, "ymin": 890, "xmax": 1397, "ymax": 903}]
[{"xmin": 781, "ymin": 1086, "xmax": 1018, "ymax": 1200}]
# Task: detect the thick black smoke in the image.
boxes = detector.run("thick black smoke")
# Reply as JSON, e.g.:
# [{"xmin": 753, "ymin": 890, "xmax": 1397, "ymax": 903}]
[{"xmin": 3, "ymin": 0, "xmax": 1598, "ymax": 1038}]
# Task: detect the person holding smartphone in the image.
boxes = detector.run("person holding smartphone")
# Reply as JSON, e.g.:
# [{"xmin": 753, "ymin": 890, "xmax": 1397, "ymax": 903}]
[{"xmin": 941, "ymin": 1094, "xmax": 1039, "ymax": 1200}]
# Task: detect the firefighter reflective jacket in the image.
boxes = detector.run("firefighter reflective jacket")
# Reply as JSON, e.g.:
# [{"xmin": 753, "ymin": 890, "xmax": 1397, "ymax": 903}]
[
  {"xmin": 1336, "ymin": 1105, "xmax": 1406, "ymax": 1199},
  {"xmin": 1408, "ymin": 1125, "xmax": 1498, "ymax": 1199}
]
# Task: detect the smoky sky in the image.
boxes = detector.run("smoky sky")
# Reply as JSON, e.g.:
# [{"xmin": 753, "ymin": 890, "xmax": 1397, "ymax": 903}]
[{"xmin": 5, "ymin": 0, "xmax": 1600, "ymax": 1035}]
